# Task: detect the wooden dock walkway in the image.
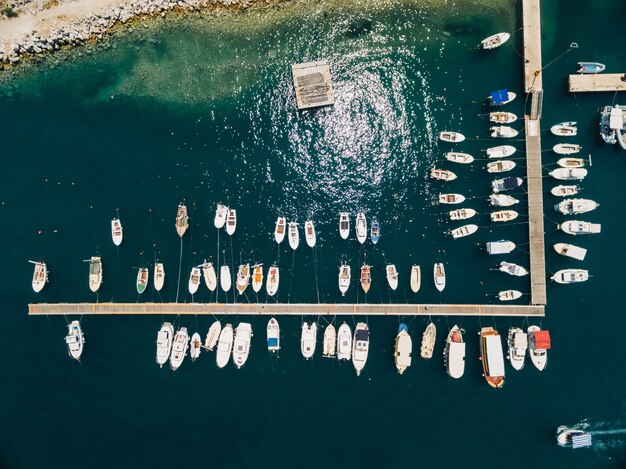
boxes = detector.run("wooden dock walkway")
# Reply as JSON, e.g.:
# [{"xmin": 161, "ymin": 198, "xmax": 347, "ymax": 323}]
[
  {"xmin": 522, "ymin": 0, "xmax": 543, "ymax": 93},
  {"xmin": 28, "ymin": 302, "xmax": 545, "ymax": 317},
  {"xmin": 569, "ymin": 73, "xmax": 626, "ymax": 93},
  {"xmin": 292, "ymin": 60, "xmax": 335, "ymax": 110}
]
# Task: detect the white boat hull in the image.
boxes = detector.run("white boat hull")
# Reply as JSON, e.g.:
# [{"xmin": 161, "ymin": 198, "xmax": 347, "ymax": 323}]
[
  {"xmin": 204, "ymin": 321, "xmax": 221, "ymax": 351},
  {"xmin": 220, "ymin": 266, "xmax": 231, "ymax": 292},
  {"xmin": 323, "ymin": 324, "xmax": 336, "ymax": 357},
  {"xmin": 232, "ymin": 323, "xmax": 252, "ymax": 368},
  {"xmin": 216, "ymin": 324, "xmax": 234, "ymax": 369},
  {"xmin": 337, "ymin": 323, "xmax": 352, "ymax": 360},
  {"xmin": 410, "ymin": 265, "xmax": 421, "ymax": 293},
  {"xmin": 301, "ymin": 322, "xmax": 317, "ymax": 359}
]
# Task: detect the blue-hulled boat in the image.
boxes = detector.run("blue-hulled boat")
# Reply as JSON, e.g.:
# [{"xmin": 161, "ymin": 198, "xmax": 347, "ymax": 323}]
[
  {"xmin": 370, "ymin": 219, "xmax": 380, "ymax": 244},
  {"xmin": 577, "ymin": 62, "xmax": 605, "ymax": 74}
]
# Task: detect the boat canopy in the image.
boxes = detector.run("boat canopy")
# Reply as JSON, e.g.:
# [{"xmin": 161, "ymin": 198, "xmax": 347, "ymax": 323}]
[
  {"xmin": 514, "ymin": 332, "xmax": 528, "ymax": 348},
  {"xmin": 355, "ymin": 329, "xmax": 369, "ymax": 341},
  {"xmin": 486, "ymin": 240, "xmax": 515, "ymax": 255},
  {"xmin": 486, "ymin": 335, "xmax": 505, "ymax": 376},
  {"xmin": 267, "ymin": 338, "xmax": 278, "ymax": 347},
  {"xmin": 534, "ymin": 330, "xmax": 551, "ymax": 349},
  {"xmin": 610, "ymin": 106, "xmax": 623, "ymax": 130},
  {"xmin": 490, "ymin": 89, "xmax": 509, "ymax": 105},
  {"xmin": 572, "ymin": 434, "xmax": 592, "ymax": 449},
  {"xmin": 502, "ymin": 177, "xmax": 521, "ymax": 190}
]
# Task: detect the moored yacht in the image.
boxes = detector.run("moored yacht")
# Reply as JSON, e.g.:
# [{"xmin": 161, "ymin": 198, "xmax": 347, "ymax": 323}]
[
  {"xmin": 499, "ymin": 261, "xmax": 529, "ymax": 277},
  {"xmin": 202, "ymin": 261, "xmax": 217, "ymax": 291},
  {"xmin": 433, "ymin": 263, "xmax": 446, "ymax": 292},
  {"xmin": 551, "ymin": 121, "xmax": 577, "ymax": 136},
  {"xmin": 479, "ymin": 327, "xmax": 505, "ymax": 388},
  {"xmin": 339, "ymin": 212, "xmax": 350, "ymax": 239},
  {"xmin": 226, "ymin": 208, "xmax": 237, "ymax": 236},
  {"xmin": 136, "ymin": 267, "xmax": 149, "ymax": 294},
  {"xmin": 486, "ymin": 145, "xmax": 516, "ymax": 158},
  {"xmin": 420, "ymin": 321, "xmax": 436, "ymax": 359},
  {"xmin": 154, "ymin": 262, "xmax": 165, "ymax": 291},
  {"xmin": 551, "ymin": 185, "xmax": 579, "ymax": 197},
  {"xmin": 204, "ymin": 321, "xmax": 221, "ymax": 351},
  {"xmin": 220, "ymin": 265, "xmax": 231, "ymax": 292},
  {"xmin": 410, "ymin": 265, "xmax": 421, "ymax": 293},
  {"xmin": 355, "ymin": 212, "xmax": 367, "ymax": 244},
  {"xmin": 87, "ymin": 256, "xmax": 102, "ymax": 293},
  {"xmin": 549, "ymin": 168, "xmax": 587, "ymax": 181},
  {"xmin": 498, "ymin": 290, "xmax": 522, "ymax": 301},
  {"xmin": 487, "ymin": 89, "xmax": 516, "ymax": 106},
  {"xmin": 352, "ymin": 322, "xmax": 370, "ymax": 376},
  {"xmin": 490, "ymin": 126, "xmax": 518, "ymax": 138},
  {"xmin": 156, "ymin": 322, "xmax": 174, "ymax": 367},
  {"xmin": 170, "ymin": 327, "xmax": 189, "ymax": 371},
  {"xmin": 175, "ymin": 203, "xmax": 189, "ymax": 238},
  {"xmin": 274, "ymin": 216, "xmax": 286, "ymax": 244},
  {"xmin": 439, "ymin": 193, "xmax": 466, "ymax": 204},
  {"xmin": 111, "ymin": 218, "xmax": 123, "ymax": 246},
  {"xmin": 370, "ymin": 219, "xmax": 381, "ymax": 244},
  {"xmin": 386, "ymin": 264, "xmax": 398, "ymax": 290},
  {"xmin": 445, "ymin": 152, "xmax": 474, "ymax": 164},
  {"xmin": 360, "ymin": 264, "xmax": 372, "ymax": 293},
  {"xmin": 491, "ymin": 210, "xmax": 518, "ymax": 222},
  {"xmin": 486, "ymin": 240, "xmax": 516, "ymax": 255},
  {"xmin": 232, "ymin": 322, "xmax": 252, "ymax": 369},
  {"xmin": 301, "ymin": 322, "xmax": 317, "ymax": 359},
  {"xmin": 323, "ymin": 324, "xmax": 336, "ymax": 358},
  {"xmin": 214, "ymin": 203, "xmax": 228, "ymax": 229},
  {"xmin": 450, "ymin": 224, "xmax": 478, "ymax": 239},
  {"xmin": 444, "ymin": 325, "xmax": 465, "ymax": 379},
  {"xmin": 304, "ymin": 220, "xmax": 316, "ymax": 248},
  {"xmin": 486, "ymin": 160, "xmax": 516, "ymax": 173},
  {"xmin": 266, "ymin": 264, "xmax": 279, "ymax": 296},
  {"xmin": 338, "ymin": 263, "xmax": 351, "ymax": 296},
  {"xmin": 267, "ymin": 318, "xmax": 280, "ymax": 353},
  {"xmin": 489, "ymin": 111, "xmax": 517, "ymax": 123},
  {"xmin": 559, "ymin": 220, "xmax": 601, "ymax": 235},
  {"xmin": 557, "ymin": 157, "xmax": 585, "ymax": 168},
  {"xmin": 554, "ymin": 199, "xmax": 599, "ymax": 215},
  {"xmin": 553, "ymin": 143, "xmax": 581, "ymax": 155},
  {"xmin": 188, "ymin": 266, "xmax": 201, "ymax": 295},
  {"xmin": 439, "ymin": 131, "xmax": 465, "ymax": 142},
  {"xmin": 506, "ymin": 327, "xmax": 527, "ymax": 370},
  {"xmin": 288, "ymin": 222, "xmax": 299, "ymax": 250},
  {"xmin": 395, "ymin": 324, "xmax": 412, "ymax": 374},
  {"xmin": 30, "ymin": 260, "xmax": 48, "ymax": 293},
  {"xmin": 489, "ymin": 194, "xmax": 519, "ymax": 207},
  {"xmin": 337, "ymin": 322, "xmax": 352, "ymax": 360},
  {"xmin": 215, "ymin": 324, "xmax": 234, "ymax": 369},
  {"xmin": 449, "ymin": 208, "xmax": 476, "ymax": 220},
  {"xmin": 528, "ymin": 326, "xmax": 550, "ymax": 371},
  {"xmin": 190, "ymin": 332, "xmax": 202, "ymax": 362},
  {"xmin": 577, "ymin": 62, "xmax": 605, "ymax": 74},
  {"xmin": 551, "ymin": 269, "xmax": 589, "ymax": 284},
  {"xmin": 252, "ymin": 264, "xmax": 263, "ymax": 293},
  {"xmin": 492, "ymin": 176, "xmax": 523, "ymax": 193},
  {"xmin": 65, "ymin": 320, "xmax": 84, "ymax": 361},
  {"xmin": 553, "ymin": 243, "xmax": 587, "ymax": 261},
  {"xmin": 481, "ymin": 32, "xmax": 510, "ymax": 49},
  {"xmin": 236, "ymin": 263, "xmax": 250, "ymax": 295},
  {"xmin": 430, "ymin": 168, "xmax": 457, "ymax": 181}
]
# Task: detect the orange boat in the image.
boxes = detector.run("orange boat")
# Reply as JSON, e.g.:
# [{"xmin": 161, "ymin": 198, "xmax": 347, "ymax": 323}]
[{"xmin": 479, "ymin": 327, "xmax": 505, "ymax": 389}]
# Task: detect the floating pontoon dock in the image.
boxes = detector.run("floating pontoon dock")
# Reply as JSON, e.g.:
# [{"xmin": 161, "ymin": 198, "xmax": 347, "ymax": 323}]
[
  {"xmin": 569, "ymin": 73, "xmax": 626, "ymax": 93},
  {"xmin": 292, "ymin": 60, "xmax": 335, "ymax": 110}
]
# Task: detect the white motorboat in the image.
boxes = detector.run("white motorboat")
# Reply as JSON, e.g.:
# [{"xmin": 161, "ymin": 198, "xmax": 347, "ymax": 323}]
[
  {"xmin": 553, "ymin": 243, "xmax": 587, "ymax": 261},
  {"xmin": 556, "ymin": 429, "xmax": 593, "ymax": 448},
  {"xmin": 274, "ymin": 216, "xmax": 286, "ymax": 244},
  {"xmin": 190, "ymin": 332, "xmax": 202, "ymax": 362},
  {"xmin": 444, "ymin": 325, "xmax": 465, "ymax": 379},
  {"xmin": 370, "ymin": 219, "xmax": 381, "ymax": 244},
  {"xmin": 395, "ymin": 323, "xmax": 412, "ymax": 374},
  {"xmin": 559, "ymin": 220, "xmax": 601, "ymax": 235},
  {"xmin": 490, "ymin": 126, "xmax": 519, "ymax": 138},
  {"xmin": 338, "ymin": 263, "xmax": 351, "ymax": 296},
  {"xmin": 506, "ymin": 327, "xmax": 527, "ymax": 370},
  {"xmin": 481, "ymin": 32, "xmax": 510, "ymax": 49},
  {"xmin": 360, "ymin": 264, "xmax": 372, "ymax": 293},
  {"xmin": 551, "ymin": 185, "xmax": 579, "ymax": 197},
  {"xmin": 301, "ymin": 322, "xmax": 317, "ymax": 359},
  {"xmin": 486, "ymin": 160, "xmax": 516, "ymax": 173},
  {"xmin": 490, "ymin": 210, "xmax": 518, "ymax": 222},
  {"xmin": 266, "ymin": 264, "xmax": 279, "ymax": 296},
  {"xmin": 553, "ymin": 143, "xmax": 581, "ymax": 155},
  {"xmin": 431, "ymin": 168, "xmax": 457, "ymax": 181},
  {"xmin": 236, "ymin": 264, "xmax": 250, "ymax": 295},
  {"xmin": 420, "ymin": 321, "xmax": 436, "ymax": 359},
  {"xmin": 492, "ymin": 176, "xmax": 523, "ymax": 193},
  {"xmin": 220, "ymin": 265, "xmax": 232, "ymax": 292},
  {"xmin": 450, "ymin": 224, "xmax": 478, "ymax": 239},
  {"xmin": 577, "ymin": 61, "xmax": 606, "ymax": 74},
  {"xmin": 551, "ymin": 269, "xmax": 589, "ymax": 284},
  {"xmin": 226, "ymin": 209, "xmax": 237, "ymax": 236},
  {"xmin": 323, "ymin": 324, "xmax": 336, "ymax": 358},
  {"xmin": 549, "ymin": 168, "xmax": 587, "ymax": 181},
  {"xmin": 479, "ymin": 327, "xmax": 505, "ymax": 388},
  {"xmin": 215, "ymin": 324, "xmax": 234, "ymax": 369},
  {"xmin": 154, "ymin": 262, "xmax": 165, "ymax": 291},
  {"xmin": 486, "ymin": 240, "xmax": 516, "ymax": 255},
  {"xmin": 204, "ymin": 321, "xmax": 221, "ymax": 351},
  {"xmin": 551, "ymin": 121, "xmax": 577, "ymax": 136},
  {"xmin": 339, "ymin": 212, "xmax": 350, "ymax": 239},
  {"xmin": 288, "ymin": 222, "xmax": 299, "ymax": 250},
  {"xmin": 489, "ymin": 111, "xmax": 517, "ymax": 123},
  {"xmin": 528, "ymin": 326, "xmax": 550, "ymax": 371},
  {"xmin": 352, "ymin": 322, "xmax": 370, "ymax": 376},
  {"xmin": 486, "ymin": 145, "xmax": 516, "ymax": 158},
  {"xmin": 156, "ymin": 322, "xmax": 174, "ymax": 367},
  {"xmin": 65, "ymin": 320, "xmax": 84, "ymax": 361},
  {"xmin": 337, "ymin": 322, "xmax": 352, "ymax": 360},
  {"xmin": 88, "ymin": 256, "xmax": 102, "ymax": 293},
  {"xmin": 554, "ymin": 198, "xmax": 599, "ymax": 215},
  {"xmin": 30, "ymin": 260, "xmax": 47, "ymax": 293},
  {"xmin": 499, "ymin": 290, "xmax": 522, "ymax": 301},
  {"xmin": 188, "ymin": 266, "xmax": 201, "ymax": 295},
  {"xmin": 386, "ymin": 264, "xmax": 399, "ymax": 290},
  {"xmin": 267, "ymin": 318, "xmax": 280, "ymax": 352},
  {"xmin": 214, "ymin": 203, "xmax": 228, "ymax": 229},
  {"xmin": 557, "ymin": 157, "xmax": 585, "ymax": 168},
  {"xmin": 252, "ymin": 264, "xmax": 263, "ymax": 293},
  {"xmin": 489, "ymin": 194, "xmax": 519, "ymax": 207},
  {"xmin": 445, "ymin": 152, "xmax": 474, "ymax": 164},
  {"xmin": 433, "ymin": 263, "xmax": 445, "ymax": 292},
  {"xmin": 439, "ymin": 131, "xmax": 465, "ymax": 143},
  {"xmin": 487, "ymin": 90, "xmax": 516, "ymax": 106},
  {"xmin": 438, "ymin": 193, "xmax": 466, "ymax": 204},
  {"xmin": 232, "ymin": 322, "xmax": 252, "ymax": 369},
  {"xmin": 111, "ymin": 218, "xmax": 123, "ymax": 246},
  {"xmin": 449, "ymin": 208, "xmax": 476, "ymax": 220},
  {"xmin": 304, "ymin": 220, "xmax": 316, "ymax": 248},
  {"xmin": 170, "ymin": 327, "xmax": 189, "ymax": 371},
  {"xmin": 355, "ymin": 212, "xmax": 367, "ymax": 244},
  {"xmin": 202, "ymin": 261, "xmax": 217, "ymax": 291},
  {"xmin": 136, "ymin": 267, "xmax": 149, "ymax": 294},
  {"xmin": 410, "ymin": 265, "xmax": 421, "ymax": 293},
  {"xmin": 175, "ymin": 203, "xmax": 189, "ymax": 238},
  {"xmin": 499, "ymin": 261, "xmax": 529, "ymax": 276}
]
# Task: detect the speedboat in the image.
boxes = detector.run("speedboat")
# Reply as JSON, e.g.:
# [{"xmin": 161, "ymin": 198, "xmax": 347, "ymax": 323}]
[
  {"xmin": 551, "ymin": 185, "xmax": 579, "ymax": 197},
  {"xmin": 323, "ymin": 324, "xmax": 336, "ymax": 358},
  {"xmin": 30, "ymin": 260, "xmax": 47, "ymax": 293},
  {"xmin": 355, "ymin": 212, "xmax": 367, "ymax": 244},
  {"xmin": 136, "ymin": 267, "xmax": 149, "ymax": 294},
  {"xmin": 190, "ymin": 332, "xmax": 202, "ymax": 362},
  {"xmin": 489, "ymin": 111, "xmax": 517, "ymax": 123},
  {"xmin": 433, "ymin": 263, "xmax": 446, "ymax": 292},
  {"xmin": 553, "ymin": 143, "xmax": 581, "ymax": 155},
  {"xmin": 188, "ymin": 267, "xmax": 201, "ymax": 295},
  {"xmin": 577, "ymin": 61, "xmax": 605, "ymax": 74},
  {"xmin": 489, "ymin": 194, "xmax": 519, "ymax": 207},
  {"xmin": 410, "ymin": 265, "xmax": 421, "ymax": 293},
  {"xmin": 352, "ymin": 323, "xmax": 370, "ymax": 376},
  {"xmin": 506, "ymin": 327, "xmax": 527, "ymax": 370},
  {"xmin": 528, "ymin": 326, "xmax": 550, "ymax": 371},
  {"xmin": 438, "ymin": 193, "xmax": 466, "ymax": 204},
  {"xmin": 202, "ymin": 261, "xmax": 217, "ymax": 291},
  {"xmin": 304, "ymin": 220, "xmax": 316, "ymax": 248},
  {"xmin": 266, "ymin": 264, "xmax": 279, "ymax": 296},
  {"xmin": 549, "ymin": 168, "xmax": 587, "ymax": 180},
  {"xmin": 111, "ymin": 218, "xmax": 123, "ymax": 246},
  {"xmin": 557, "ymin": 428, "xmax": 593, "ymax": 448},
  {"xmin": 444, "ymin": 325, "xmax": 465, "ymax": 379},
  {"xmin": 551, "ymin": 269, "xmax": 589, "ymax": 284},
  {"xmin": 479, "ymin": 327, "xmax": 505, "ymax": 388},
  {"xmin": 445, "ymin": 152, "xmax": 474, "ymax": 164},
  {"xmin": 481, "ymin": 32, "xmax": 510, "ymax": 49},
  {"xmin": 490, "ymin": 126, "xmax": 518, "ymax": 138},
  {"xmin": 154, "ymin": 262, "xmax": 165, "ymax": 291},
  {"xmin": 339, "ymin": 212, "xmax": 350, "ymax": 239},
  {"xmin": 204, "ymin": 321, "xmax": 221, "ymax": 351},
  {"xmin": 449, "ymin": 208, "xmax": 476, "ymax": 220},
  {"xmin": 499, "ymin": 290, "xmax": 522, "ymax": 301},
  {"xmin": 554, "ymin": 198, "xmax": 599, "ymax": 215},
  {"xmin": 551, "ymin": 121, "xmax": 577, "ymax": 136},
  {"xmin": 215, "ymin": 324, "xmax": 234, "ymax": 369},
  {"xmin": 557, "ymin": 157, "xmax": 585, "ymax": 168},
  {"xmin": 175, "ymin": 203, "xmax": 189, "ymax": 238},
  {"xmin": 492, "ymin": 176, "xmax": 523, "ymax": 193},
  {"xmin": 337, "ymin": 322, "xmax": 352, "ymax": 360},
  {"xmin": 220, "ymin": 265, "xmax": 231, "ymax": 292},
  {"xmin": 236, "ymin": 264, "xmax": 250, "ymax": 295},
  {"xmin": 370, "ymin": 219, "xmax": 381, "ymax": 244},
  {"xmin": 360, "ymin": 265, "xmax": 372, "ymax": 293},
  {"xmin": 420, "ymin": 321, "xmax": 436, "ymax": 359},
  {"xmin": 88, "ymin": 256, "xmax": 102, "ymax": 292},
  {"xmin": 499, "ymin": 261, "xmax": 529, "ymax": 276},
  {"xmin": 170, "ymin": 327, "xmax": 189, "ymax": 371},
  {"xmin": 65, "ymin": 320, "xmax": 84, "ymax": 361},
  {"xmin": 486, "ymin": 160, "xmax": 516, "ymax": 173},
  {"xmin": 232, "ymin": 322, "xmax": 252, "ymax": 369},
  {"xmin": 430, "ymin": 168, "xmax": 457, "ymax": 181},
  {"xmin": 490, "ymin": 210, "xmax": 518, "ymax": 222},
  {"xmin": 386, "ymin": 264, "xmax": 399, "ymax": 290},
  {"xmin": 301, "ymin": 322, "xmax": 317, "ymax": 359},
  {"xmin": 267, "ymin": 318, "xmax": 280, "ymax": 352},
  {"xmin": 486, "ymin": 240, "xmax": 516, "ymax": 255},
  {"xmin": 439, "ymin": 131, "xmax": 465, "ymax": 143},
  {"xmin": 450, "ymin": 224, "xmax": 478, "ymax": 239},
  {"xmin": 214, "ymin": 203, "xmax": 228, "ymax": 229},
  {"xmin": 252, "ymin": 264, "xmax": 263, "ymax": 293},
  {"xmin": 395, "ymin": 323, "xmax": 412, "ymax": 374},
  {"xmin": 226, "ymin": 208, "xmax": 237, "ymax": 236},
  {"xmin": 288, "ymin": 222, "xmax": 299, "ymax": 250},
  {"xmin": 486, "ymin": 145, "xmax": 516, "ymax": 158},
  {"xmin": 599, "ymin": 105, "xmax": 626, "ymax": 144},
  {"xmin": 338, "ymin": 263, "xmax": 351, "ymax": 296},
  {"xmin": 274, "ymin": 216, "xmax": 286, "ymax": 244},
  {"xmin": 488, "ymin": 89, "xmax": 516, "ymax": 106},
  {"xmin": 156, "ymin": 322, "xmax": 174, "ymax": 367},
  {"xmin": 559, "ymin": 220, "xmax": 601, "ymax": 235},
  {"xmin": 553, "ymin": 243, "xmax": 587, "ymax": 261}
]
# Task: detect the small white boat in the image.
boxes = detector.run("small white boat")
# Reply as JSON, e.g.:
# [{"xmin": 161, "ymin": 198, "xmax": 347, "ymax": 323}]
[
  {"xmin": 370, "ymin": 219, "xmax": 381, "ymax": 244},
  {"xmin": 267, "ymin": 318, "xmax": 280, "ymax": 352},
  {"xmin": 489, "ymin": 194, "xmax": 519, "ymax": 207},
  {"xmin": 420, "ymin": 321, "xmax": 436, "ymax": 359},
  {"xmin": 551, "ymin": 185, "xmax": 579, "ymax": 197},
  {"xmin": 226, "ymin": 209, "xmax": 237, "ymax": 236},
  {"xmin": 490, "ymin": 210, "xmax": 518, "ymax": 222},
  {"xmin": 386, "ymin": 264, "xmax": 399, "ymax": 290},
  {"xmin": 204, "ymin": 321, "xmax": 221, "ymax": 351},
  {"xmin": 337, "ymin": 322, "xmax": 352, "ymax": 360},
  {"xmin": 486, "ymin": 160, "xmax": 516, "ymax": 173},
  {"xmin": 553, "ymin": 243, "xmax": 587, "ymax": 261},
  {"xmin": 251, "ymin": 264, "xmax": 263, "ymax": 293},
  {"xmin": 410, "ymin": 265, "xmax": 421, "ymax": 293},
  {"xmin": 551, "ymin": 121, "xmax": 577, "ymax": 136},
  {"xmin": 439, "ymin": 193, "xmax": 466, "ymax": 205},
  {"xmin": 301, "ymin": 322, "xmax": 317, "ymax": 359},
  {"xmin": 355, "ymin": 212, "xmax": 367, "ymax": 244},
  {"xmin": 489, "ymin": 111, "xmax": 517, "ymax": 123},
  {"xmin": 479, "ymin": 327, "xmax": 505, "ymax": 388},
  {"xmin": 288, "ymin": 221, "xmax": 299, "ymax": 250},
  {"xmin": 188, "ymin": 267, "xmax": 201, "ymax": 295},
  {"xmin": 492, "ymin": 176, "xmax": 523, "ymax": 193},
  {"xmin": 214, "ymin": 203, "xmax": 228, "ymax": 229},
  {"xmin": 395, "ymin": 324, "xmax": 412, "ymax": 375},
  {"xmin": 449, "ymin": 208, "xmax": 476, "ymax": 220},
  {"xmin": 507, "ymin": 327, "xmax": 527, "ymax": 370},
  {"xmin": 431, "ymin": 168, "xmax": 457, "ymax": 181},
  {"xmin": 136, "ymin": 267, "xmax": 149, "ymax": 294},
  {"xmin": 551, "ymin": 269, "xmax": 589, "ymax": 284},
  {"xmin": 111, "ymin": 218, "xmax": 123, "ymax": 246},
  {"xmin": 220, "ymin": 265, "xmax": 231, "ymax": 292},
  {"xmin": 488, "ymin": 90, "xmax": 516, "ymax": 106},
  {"xmin": 156, "ymin": 322, "xmax": 174, "ymax": 367},
  {"xmin": 499, "ymin": 261, "xmax": 529, "ymax": 277},
  {"xmin": 439, "ymin": 131, "xmax": 465, "ymax": 143},
  {"xmin": 88, "ymin": 256, "xmax": 102, "ymax": 293},
  {"xmin": 433, "ymin": 263, "xmax": 446, "ymax": 292},
  {"xmin": 554, "ymin": 198, "xmax": 599, "ymax": 215},
  {"xmin": 202, "ymin": 261, "xmax": 217, "ymax": 291},
  {"xmin": 323, "ymin": 324, "xmax": 336, "ymax": 358},
  {"xmin": 236, "ymin": 263, "xmax": 250, "ymax": 295},
  {"xmin": 175, "ymin": 204, "xmax": 189, "ymax": 238},
  {"xmin": 499, "ymin": 290, "xmax": 523, "ymax": 301},
  {"xmin": 304, "ymin": 220, "xmax": 316, "ymax": 248},
  {"xmin": 445, "ymin": 152, "xmax": 474, "ymax": 164},
  {"xmin": 481, "ymin": 32, "xmax": 510, "ymax": 49},
  {"xmin": 215, "ymin": 324, "xmax": 234, "ymax": 369},
  {"xmin": 30, "ymin": 260, "xmax": 48, "ymax": 293},
  {"xmin": 190, "ymin": 332, "xmax": 202, "ymax": 362},
  {"xmin": 450, "ymin": 224, "xmax": 478, "ymax": 239},
  {"xmin": 274, "ymin": 216, "xmax": 286, "ymax": 244},
  {"xmin": 486, "ymin": 145, "xmax": 516, "ymax": 158},
  {"xmin": 232, "ymin": 322, "xmax": 252, "ymax": 369},
  {"xmin": 577, "ymin": 61, "xmax": 606, "ymax": 74},
  {"xmin": 549, "ymin": 168, "xmax": 587, "ymax": 181},
  {"xmin": 65, "ymin": 320, "xmax": 84, "ymax": 361},
  {"xmin": 352, "ymin": 322, "xmax": 370, "ymax": 376},
  {"xmin": 444, "ymin": 325, "xmax": 465, "ymax": 379},
  {"xmin": 266, "ymin": 264, "xmax": 279, "ymax": 296},
  {"xmin": 557, "ymin": 429, "xmax": 593, "ymax": 448},
  {"xmin": 557, "ymin": 157, "xmax": 585, "ymax": 168},
  {"xmin": 338, "ymin": 263, "xmax": 351, "ymax": 296},
  {"xmin": 553, "ymin": 143, "xmax": 581, "ymax": 155},
  {"xmin": 360, "ymin": 264, "xmax": 372, "ymax": 293},
  {"xmin": 490, "ymin": 126, "xmax": 519, "ymax": 138},
  {"xmin": 339, "ymin": 212, "xmax": 350, "ymax": 240},
  {"xmin": 528, "ymin": 326, "xmax": 550, "ymax": 371},
  {"xmin": 170, "ymin": 327, "xmax": 189, "ymax": 371},
  {"xmin": 486, "ymin": 240, "xmax": 516, "ymax": 255},
  {"xmin": 559, "ymin": 220, "xmax": 601, "ymax": 235},
  {"xmin": 154, "ymin": 262, "xmax": 165, "ymax": 292}
]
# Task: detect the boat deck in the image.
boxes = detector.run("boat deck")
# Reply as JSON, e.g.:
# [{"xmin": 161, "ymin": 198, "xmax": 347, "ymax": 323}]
[
  {"xmin": 569, "ymin": 74, "xmax": 626, "ymax": 93},
  {"xmin": 292, "ymin": 60, "xmax": 335, "ymax": 110}
]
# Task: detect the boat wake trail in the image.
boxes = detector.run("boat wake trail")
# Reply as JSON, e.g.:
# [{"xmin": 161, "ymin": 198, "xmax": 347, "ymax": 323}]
[{"xmin": 559, "ymin": 420, "xmax": 626, "ymax": 450}]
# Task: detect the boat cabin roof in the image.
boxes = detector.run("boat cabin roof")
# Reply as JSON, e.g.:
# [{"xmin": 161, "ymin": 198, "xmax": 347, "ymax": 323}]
[
  {"xmin": 533, "ymin": 330, "xmax": 551, "ymax": 349},
  {"xmin": 490, "ymin": 89, "xmax": 509, "ymax": 104},
  {"xmin": 485, "ymin": 335, "xmax": 505, "ymax": 376}
]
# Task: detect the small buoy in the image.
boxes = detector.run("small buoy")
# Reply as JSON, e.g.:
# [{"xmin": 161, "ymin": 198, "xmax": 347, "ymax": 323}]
[{"xmin": 37, "ymin": 230, "xmax": 42, "ymax": 235}]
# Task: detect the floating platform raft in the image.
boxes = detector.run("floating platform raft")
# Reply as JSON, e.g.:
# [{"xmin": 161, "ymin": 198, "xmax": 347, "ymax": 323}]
[
  {"xmin": 569, "ymin": 73, "xmax": 626, "ymax": 93},
  {"xmin": 292, "ymin": 60, "xmax": 335, "ymax": 110}
]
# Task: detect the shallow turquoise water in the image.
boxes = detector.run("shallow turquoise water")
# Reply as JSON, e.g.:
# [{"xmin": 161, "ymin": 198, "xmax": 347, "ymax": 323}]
[{"xmin": 1, "ymin": 0, "xmax": 626, "ymax": 467}]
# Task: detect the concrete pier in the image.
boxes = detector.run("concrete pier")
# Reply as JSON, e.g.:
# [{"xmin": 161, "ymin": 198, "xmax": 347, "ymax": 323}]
[{"xmin": 569, "ymin": 73, "xmax": 626, "ymax": 93}]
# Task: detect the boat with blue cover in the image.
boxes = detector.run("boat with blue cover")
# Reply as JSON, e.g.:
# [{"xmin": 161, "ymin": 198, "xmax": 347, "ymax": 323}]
[
  {"xmin": 492, "ymin": 176, "xmax": 523, "ymax": 193},
  {"xmin": 577, "ymin": 62, "xmax": 605, "ymax": 74},
  {"xmin": 370, "ymin": 219, "xmax": 380, "ymax": 244},
  {"xmin": 487, "ymin": 89, "xmax": 516, "ymax": 106}
]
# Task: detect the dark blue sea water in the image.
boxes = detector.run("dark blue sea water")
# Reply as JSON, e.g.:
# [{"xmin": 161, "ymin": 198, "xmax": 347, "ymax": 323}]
[{"xmin": 1, "ymin": 0, "xmax": 626, "ymax": 467}]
